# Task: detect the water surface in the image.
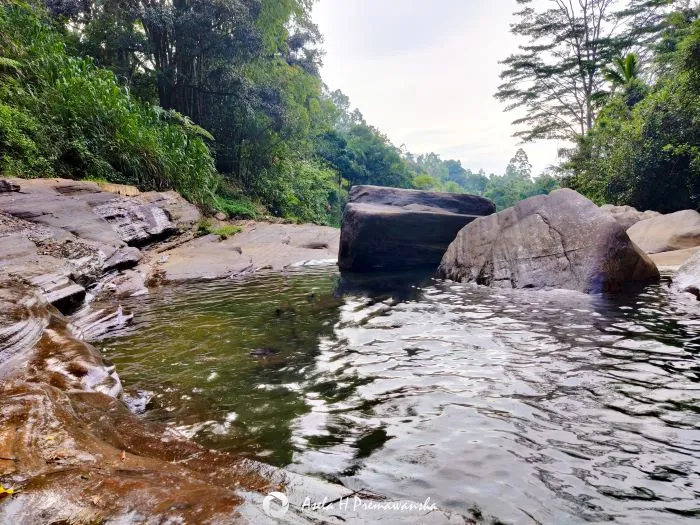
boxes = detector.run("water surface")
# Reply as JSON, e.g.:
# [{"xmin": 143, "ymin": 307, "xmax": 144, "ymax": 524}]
[{"xmin": 99, "ymin": 267, "xmax": 700, "ymax": 524}]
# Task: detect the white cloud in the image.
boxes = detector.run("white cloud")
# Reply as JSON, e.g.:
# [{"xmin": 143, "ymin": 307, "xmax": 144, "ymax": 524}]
[{"xmin": 313, "ymin": 0, "xmax": 562, "ymax": 175}]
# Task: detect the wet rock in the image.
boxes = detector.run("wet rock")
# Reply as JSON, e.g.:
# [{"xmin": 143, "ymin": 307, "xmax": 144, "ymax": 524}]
[
  {"xmin": 601, "ymin": 204, "xmax": 661, "ymax": 230},
  {"xmin": 339, "ymin": 185, "xmax": 496, "ymax": 272},
  {"xmin": 671, "ymin": 251, "xmax": 700, "ymax": 299},
  {"xmin": 69, "ymin": 303, "xmax": 134, "ymax": 340},
  {"xmin": 438, "ymin": 189, "xmax": 660, "ymax": 293},
  {"xmin": 110, "ymin": 269, "xmax": 148, "ymax": 298},
  {"xmin": 249, "ymin": 347, "xmax": 279, "ymax": 358},
  {"xmin": 627, "ymin": 209, "xmax": 700, "ymax": 254}
]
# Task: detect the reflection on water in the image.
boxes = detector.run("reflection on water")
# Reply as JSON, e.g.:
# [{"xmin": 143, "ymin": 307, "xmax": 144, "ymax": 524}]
[{"xmin": 99, "ymin": 267, "xmax": 700, "ymax": 524}]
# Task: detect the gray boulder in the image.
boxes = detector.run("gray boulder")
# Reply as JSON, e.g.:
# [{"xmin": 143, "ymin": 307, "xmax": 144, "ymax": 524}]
[
  {"xmin": 338, "ymin": 185, "xmax": 495, "ymax": 272},
  {"xmin": 601, "ymin": 204, "xmax": 661, "ymax": 230},
  {"xmin": 438, "ymin": 189, "xmax": 660, "ymax": 293},
  {"xmin": 627, "ymin": 209, "xmax": 700, "ymax": 254},
  {"xmin": 92, "ymin": 199, "xmax": 176, "ymax": 246},
  {"xmin": 672, "ymin": 251, "xmax": 700, "ymax": 299},
  {"xmin": 104, "ymin": 246, "xmax": 143, "ymax": 272}
]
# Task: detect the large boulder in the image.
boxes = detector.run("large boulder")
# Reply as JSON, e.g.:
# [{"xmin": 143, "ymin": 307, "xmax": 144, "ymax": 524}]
[
  {"xmin": 627, "ymin": 210, "xmax": 700, "ymax": 254},
  {"xmin": 437, "ymin": 189, "xmax": 659, "ymax": 293},
  {"xmin": 338, "ymin": 185, "xmax": 496, "ymax": 272},
  {"xmin": 601, "ymin": 204, "xmax": 661, "ymax": 230}
]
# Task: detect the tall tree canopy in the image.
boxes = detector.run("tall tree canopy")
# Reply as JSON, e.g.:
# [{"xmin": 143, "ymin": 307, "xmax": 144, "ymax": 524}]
[
  {"xmin": 496, "ymin": 0, "xmax": 674, "ymax": 141},
  {"xmin": 564, "ymin": 11, "xmax": 700, "ymax": 212}
]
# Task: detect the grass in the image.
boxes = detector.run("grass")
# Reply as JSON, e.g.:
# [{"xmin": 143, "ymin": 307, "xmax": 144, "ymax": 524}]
[
  {"xmin": 213, "ymin": 225, "xmax": 242, "ymax": 239},
  {"xmin": 196, "ymin": 219, "xmax": 242, "ymax": 239}
]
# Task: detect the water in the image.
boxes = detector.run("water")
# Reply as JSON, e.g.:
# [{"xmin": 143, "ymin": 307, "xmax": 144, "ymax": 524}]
[{"xmin": 98, "ymin": 267, "xmax": 700, "ymax": 524}]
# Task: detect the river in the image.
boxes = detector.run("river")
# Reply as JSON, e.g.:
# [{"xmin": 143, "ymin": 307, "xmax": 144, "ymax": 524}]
[{"xmin": 98, "ymin": 266, "xmax": 700, "ymax": 524}]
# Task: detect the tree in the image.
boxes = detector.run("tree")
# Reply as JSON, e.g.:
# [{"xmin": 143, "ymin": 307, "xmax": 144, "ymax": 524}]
[
  {"xmin": 496, "ymin": 0, "xmax": 674, "ymax": 141},
  {"xmin": 505, "ymin": 148, "xmax": 532, "ymax": 179},
  {"xmin": 603, "ymin": 53, "xmax": 641, "ymax": 87},
  {"xmin": 564, "ymin": 17, "xmax": 700, "ymax": 213},
  {"xmin": 0, "ymin": 2, "xmax": 219, "ymax": 206}
]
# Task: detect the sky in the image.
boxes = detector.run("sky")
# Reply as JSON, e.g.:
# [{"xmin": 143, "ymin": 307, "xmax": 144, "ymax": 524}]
[{"xmin": 312, "ymin": 0, "xmax": 563, "ymax": 176}]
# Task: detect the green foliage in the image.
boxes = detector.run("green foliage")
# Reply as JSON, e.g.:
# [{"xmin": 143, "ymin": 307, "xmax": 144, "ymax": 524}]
[
  {"xmin": 496, "ymin": 0, "xmax": 676, "ymax": 141},
  {"xmin": 565, "ymin": 17, "xmax": 700, "ymax": 213},
  {"xmin": 213, "ymin": 195, "xmax": 261, "ymax": 220},
  {"xmin": 196, "ymin": 218, "xmax": 215, "ymax": 237},
  {"xmin": 196, "ymin": 219, "xmax": 241, "ymax": 239},
  {"xmin": 247, "ymin": 156, "xmax": 346, "ymax": 225},
  {"xmin": 216, "ymin": 225, "xmax": 242, "ymax": 239},
  {"xmin": 0, "ymin": 2, "xmax": 219, "ymax": 206}
]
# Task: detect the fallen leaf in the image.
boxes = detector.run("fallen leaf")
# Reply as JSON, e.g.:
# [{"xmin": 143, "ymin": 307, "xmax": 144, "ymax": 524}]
[
  {"xmin": 0, "ymin": 485, "xmax": 18, "ymax": 498},
  {"xmin": 91, "ymin": 495, "xmax": 101, "ymax": 505}
]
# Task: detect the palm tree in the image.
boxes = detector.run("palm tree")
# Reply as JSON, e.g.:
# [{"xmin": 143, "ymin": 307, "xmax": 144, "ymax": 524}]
[
  {"xmin": 592, "ymin": 53, "xmax": 646, "ymax": 108},
  {"xmin": 602, "ymin": 54, "xmax": 640, "ymax": 88}
]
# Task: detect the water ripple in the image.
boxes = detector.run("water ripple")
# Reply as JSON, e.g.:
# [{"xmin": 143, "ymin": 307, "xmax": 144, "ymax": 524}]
[{"xmin": 100, "ymin": 269, "xmax": 700, "ymax": 524}]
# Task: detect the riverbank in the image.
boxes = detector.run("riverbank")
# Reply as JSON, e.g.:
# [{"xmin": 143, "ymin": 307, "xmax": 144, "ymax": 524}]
[{"xmin": 0, "ymin": 178, "xmax": 339, "ymax": 309}]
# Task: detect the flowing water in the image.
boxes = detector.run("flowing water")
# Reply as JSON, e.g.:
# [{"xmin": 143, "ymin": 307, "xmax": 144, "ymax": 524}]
[{"xmin": 98, "ymin": 266, "xmax": 700, "ymax": 524}]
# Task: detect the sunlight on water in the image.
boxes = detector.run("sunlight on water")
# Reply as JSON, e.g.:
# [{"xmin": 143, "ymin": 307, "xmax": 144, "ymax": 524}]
[{"xmin": 99, "ymin": 267, "xmax": 700, "ymax": 524}]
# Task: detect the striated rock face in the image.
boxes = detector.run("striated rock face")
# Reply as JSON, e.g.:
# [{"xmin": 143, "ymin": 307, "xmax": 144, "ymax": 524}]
[
  {"xmin": 339, "ymin": 185, "xmax": 495, "ymax": 272},
  {"xmin": 627, "ymin": 209, "xmax": 700, "ymax": 254},
  {"xmin": 0, "ymin": 178, "xmax": 200, "ymax": 310},
  {"xmin": 92, "ymin": 199, "xmax": 176, "ymax": 246},
  {"xmin": 601, "ymin": 204, "xmax": 661, "ymax": 230},
  {"xmin": 438, "ymin": 189, "xmax": 660, "ymax": 293}
]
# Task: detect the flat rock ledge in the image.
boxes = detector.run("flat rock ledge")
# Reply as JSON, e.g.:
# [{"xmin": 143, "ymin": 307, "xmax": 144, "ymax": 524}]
[
  {"xmin": 339, "ymin": 185, "xmax": 495, "ymax": 272},
  {"xmin": 438, "ymin": 189, "xmax": 660, "ymax": 293}
]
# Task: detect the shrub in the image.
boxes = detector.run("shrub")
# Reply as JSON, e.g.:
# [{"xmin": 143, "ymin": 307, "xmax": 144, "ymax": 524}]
[{"xmin": 0, "ymin": 2, "xmax": 220, "ymax": 207}]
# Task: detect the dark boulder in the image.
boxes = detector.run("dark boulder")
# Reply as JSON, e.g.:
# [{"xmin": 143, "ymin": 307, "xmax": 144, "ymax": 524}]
[
  {"xmin": 339, "ymin": 185, "xmax": 495, "ymax": 272},
  {"xmin": 0, "ymin": 179, "xmax": 20, "ymax": 193},
  {"xmin": 437, "ymin": 188, "xmax": 660, "ymax": 293}
]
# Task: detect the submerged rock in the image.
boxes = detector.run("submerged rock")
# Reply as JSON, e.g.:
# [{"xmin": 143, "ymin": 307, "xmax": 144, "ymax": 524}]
[
  {"xmin": 249, "ymin": 347, "xmax": 279, "ymax": 358},
  {"xmin": 627, "ymin": 209, "xmax": 700, "ymax": 254},
  {"xmin": 438, "ymin": 189, "xmax": 660, "ymax": 293},
  {"xmin": 339, "ymin": 185, "xmax": 495, "ymax": 272},
  {"xmin": 601, "ymin": 204, "xmax": 661, "ymax": 230}
]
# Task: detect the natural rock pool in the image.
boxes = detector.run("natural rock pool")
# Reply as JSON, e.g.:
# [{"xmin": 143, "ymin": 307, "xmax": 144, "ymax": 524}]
[{"xmin": 98, "ymin": 266, "xmax": 700, "ymax": 524}]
